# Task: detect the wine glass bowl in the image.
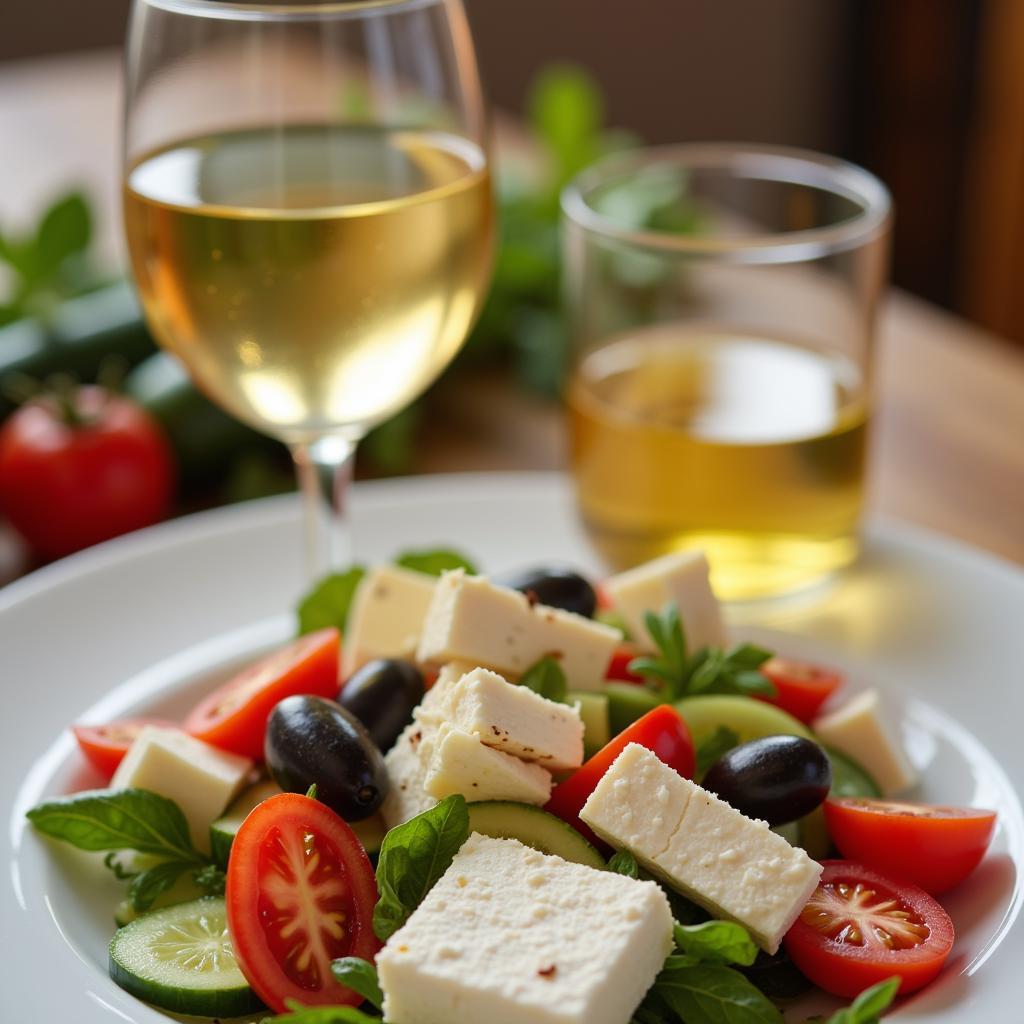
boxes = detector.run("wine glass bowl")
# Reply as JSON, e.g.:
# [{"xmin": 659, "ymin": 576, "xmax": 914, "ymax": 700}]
[{"xmin": 123, "ymin": 0, "xmax": 495, "ymax": 567}]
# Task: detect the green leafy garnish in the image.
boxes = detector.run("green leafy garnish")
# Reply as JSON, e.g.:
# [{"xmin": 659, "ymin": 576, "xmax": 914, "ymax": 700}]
[
  {"xmin": 373, "ymin": 795, "xmax": 470, "ymax": 941},
  {"xmin": 819, "ymin": 978, "xmax": 900, "ymax": 1024},
  {"xmin": 26, "ymin": 788, "xmax": 226, "ymax": 911},
  {"xmin": 629, "ymin": 603, "xmax": 775, "ymax": 701},
  {"xmin": 608, "ymin": 849, "xmax": 640, "ymax": 878},
  {"xmin": 696, "ymin": 726, "xmax": 741, "ymax": 775},
  {"xmin": 331, "ymin": 957, "xmax": 383, "ymax": 1011},
  {"xmin": 296, "ymin": 567, "xmax": 366, "ymax": 635},
  {"xmin": 645, "ymin": 961, "xmax": 784, "ymax": 1024},
  {"xmin": 27, "ymin": 788, "xmax": 205, "ymax": 864},
  {"xmin": 673, "ymin": 921, "xmax": 758, "ymax": 968},
  {"xmin": 264, "ymin": 1004, "xmax": 381, "ymax": 1024},
  {"xmin": 519, "ymin": 655, "xmax": 569, "ymax": 704},
  {"xmin": 394, "ymin": 548, "xmax": 478, "ymax": 577}
]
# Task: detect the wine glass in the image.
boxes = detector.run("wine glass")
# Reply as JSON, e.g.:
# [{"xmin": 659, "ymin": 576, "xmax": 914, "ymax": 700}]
[{"xmin": 123, "ymin": 0, "xmax": 495, "ymax": 574}]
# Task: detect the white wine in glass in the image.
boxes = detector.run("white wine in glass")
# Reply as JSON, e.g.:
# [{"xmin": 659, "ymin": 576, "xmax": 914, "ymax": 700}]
[{"xmin": 123, "ymin": 1, "xmax": 495, "ymax": 573}]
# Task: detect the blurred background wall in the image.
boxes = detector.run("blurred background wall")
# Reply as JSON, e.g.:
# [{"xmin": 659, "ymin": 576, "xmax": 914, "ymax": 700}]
[{"xmin": 2, "ymin": 0, "xmax": 1021, "ymax": 344}]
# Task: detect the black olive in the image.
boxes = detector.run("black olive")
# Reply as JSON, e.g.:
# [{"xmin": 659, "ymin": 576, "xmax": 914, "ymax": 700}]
[
  {"xmin": 495, "ymin": 566, "xmax": 597, "ymax": 618},
  {"xmin": 265, "ymin": 695, "xmax": 389, "ymax": 821},
  {"xmin": 339, "ymin": 658, "xmax": 425, "ymax": 751},
  {"xmin": 702, "ymin": 735, "xmax": 832, "ymax": 826}
]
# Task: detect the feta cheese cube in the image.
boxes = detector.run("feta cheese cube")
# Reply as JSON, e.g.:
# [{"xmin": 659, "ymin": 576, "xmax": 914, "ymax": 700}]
[
  {"xmin": 342, "ymin": 565, "xmax": 437, "ymax": 677},
  {"xmin": 423, "ymin": 724, "xmax": 553, "ymax": 805},
  {"xmin": 417, "ymin": 660, "xmax": 478, "ymax": 719},
  {"xmin": 381, "ymin": 721, "xmax": 438, "ymax": 829},
  {"xmin": 604, "ymin": 550, "xmax": 726, "ymax": 653},
  {"xmin": 111, "ymin": 726, "xmax": 252, "ymax": 853},
  {"xmin": 419, "ymin": 667, "xmax": 584, "ymax": 772},
  {"xmin": 813, "ymin": 689, "xmax": 917, "ymax": 796},
  {"xmin": 580, "ymin": 744, "xmax": 821, "ymax": 953},
  {"xmin": 417, "ymin": 570, "xmax": 621, "ymax": 692},
  {"xmin": 377, "ymin": 834, "xmax": 673, "ymax": 1024}
]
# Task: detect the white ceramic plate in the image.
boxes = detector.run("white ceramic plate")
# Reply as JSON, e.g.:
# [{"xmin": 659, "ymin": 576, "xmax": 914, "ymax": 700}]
[{"xmin": 2, "ymin": 472, "xmax": 1022, "ymax": 1022}]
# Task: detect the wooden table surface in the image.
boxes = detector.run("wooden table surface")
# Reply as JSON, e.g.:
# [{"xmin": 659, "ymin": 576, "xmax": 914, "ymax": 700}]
[{"xmin": 2, "ymin": 50, "xmax": 1022, "ymax": 573}]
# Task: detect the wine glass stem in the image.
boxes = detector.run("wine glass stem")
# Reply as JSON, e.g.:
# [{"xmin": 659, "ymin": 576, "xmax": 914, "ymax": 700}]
[{"xmin": 291, "ymin": 435, "xmax": 358, "ymax": 579}]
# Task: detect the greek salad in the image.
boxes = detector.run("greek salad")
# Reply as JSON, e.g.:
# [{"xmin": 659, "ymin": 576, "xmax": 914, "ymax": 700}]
[{"xmin": 27, "ymin": 548, "xmax": 999, "ymax": 1024}]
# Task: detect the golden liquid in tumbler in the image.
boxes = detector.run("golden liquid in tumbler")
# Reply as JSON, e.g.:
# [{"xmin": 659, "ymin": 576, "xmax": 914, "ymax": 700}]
[
  {"xmin": 124, "ymin": 125, "xmax": 493, "ymax": 440},
  {"xmin": 568, "ymin": 326, "xmax": 869, "ymax": 599}
]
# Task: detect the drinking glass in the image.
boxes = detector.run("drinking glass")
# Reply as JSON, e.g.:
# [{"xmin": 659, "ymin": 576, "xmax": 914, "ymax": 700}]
[
  {"xmin": 562, "ymin": 144, "xmax": 891, "ymax": 600},
  {"xmin": 123, "ymin": 0, "xmax": 495, "ymax": 574}
]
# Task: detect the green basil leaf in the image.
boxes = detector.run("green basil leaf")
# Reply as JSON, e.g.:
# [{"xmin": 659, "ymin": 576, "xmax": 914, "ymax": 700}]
[
  {"xmin": 825, "ymin": 977, "xmax": 900, "ymax": 1024},
  {"xmin": 26, "ymin": 788, "xmax": 203, "ymax": 864},
  {"xmin": 35, "ymin": 192, "xmax": 91, "ymax": 278},
  {"xmin": 696, "ymin": 726, "xmax": 740, "ymax": 776},
  {"xmin": 673, "ymin": 921, "xmax": 758, "ymax": 967},
  {"xmin": 394, "ymin": 548, "xmax": 478, "ymax": 577},
  {"xmin": 519, "ymin": 656, "xmax": 569, "ymax": 704},
  {"xmin": 373, "ymin": 795, "xmax": 470, "ymax": 941},
  {"xmin": 265, "ymin": 1003, "xmax": 381, "ymax": 1023},
  {"xmin": 297, "ymin": 567, "xmax": 366, "ymax": 634},
  {"xmin": 653, "ymin": 963, "xmax": 784, "ymax": 1024},
  {"xmin": 129, "ymin": 860, "xmax": 193, "ymax": 912},
  {"xmin": 728, "ymin": 671, "xmax": 776, "ymax": 697},
  {"xmin": 724, "ymin": 644, "xmax": 774, "ymax": 670},
  {"xmin": 193, "ymin": 863, "xmax": 226, "ymax": 897},
  {"xmin": 331, "ymin": 957, "xmax": 383, "ymax": 1011},
  {"xmin": 607, "ymin": 850, "xmax": 640, "ymax": 878}
]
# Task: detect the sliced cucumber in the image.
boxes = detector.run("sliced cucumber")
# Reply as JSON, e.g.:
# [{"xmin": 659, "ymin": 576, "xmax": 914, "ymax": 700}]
[
  {"xmin": 606, "ymin": 682, "xmax": 661, "ymax": 734},
  {"xmin": 675, "ymin": 695, "xmax": 812, "ymax": 751},
  {"xmin": 571, "ymin": 691, "xmax": 610, "ymax": 757},
  {"xmin": 114, "ymin": 872, "xmax": 206, "ymax": 927},
  {"xmin": 825, "ymin": 745, "xmax": 882, "ymax": 798},
  {"xmin": 467, "ymin": 801, "xmax": 606, "ymax": 869},
  {"xmin": 209, "ymin": 779, "xmax": 281, "ymax": 868},
  {"xmin": 109, "ymin": 897, "xmax": 263, "ymax": 1018}
]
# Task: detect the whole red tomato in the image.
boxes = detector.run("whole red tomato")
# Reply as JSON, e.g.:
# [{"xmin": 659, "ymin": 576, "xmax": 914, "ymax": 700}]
[{"xmin": 0, "ymin": 386, "xmax": 175, "ymax": 559}]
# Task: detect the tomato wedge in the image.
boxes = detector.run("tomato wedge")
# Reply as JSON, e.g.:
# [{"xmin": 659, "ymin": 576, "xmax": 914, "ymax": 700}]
[
  {"xmin": 226, "ymin": 792, "xmax": 380, "ymax": 1012},
  {"xmin": 784, "ymin": 861, "xmax": 954, "ymax": 998},
  {"xmin": 545, "ymin": 704, "xmax": 694, "ymax": 847},
  {"xmin": 605, "ymin": 642, "xmax": 645, "ymax": 684},
  {"xmin": 756, "ymin": 657, "xmax": 843, "ymax": 723},
  {"xmin": 185, "ymin": 629, "xmax": 340, "ymax": 760},
  {"xmin": 72, "ymin": 718, "xmax": 178, "ymax": 779},
  {"xmin": 824, "ymin": 797, "xmax": 997, "ymax": 894}
]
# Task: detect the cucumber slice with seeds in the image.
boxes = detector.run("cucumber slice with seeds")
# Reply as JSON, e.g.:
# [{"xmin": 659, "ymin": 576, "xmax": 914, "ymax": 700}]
[
  {"xmin": 467, "ymin": 801, "xmax": 606, "ymax": 869},
  {"xmin": 109, "ymin": 897, "xmax": 263, "ymax": 1017}
]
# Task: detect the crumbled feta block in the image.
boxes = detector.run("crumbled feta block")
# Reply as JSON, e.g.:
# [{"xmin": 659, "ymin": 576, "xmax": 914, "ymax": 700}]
[
  {"xmin": 604, "ymin": 550, "xmax": 726, "ymax": 653},
  {"xmin": 813, "ymin": 689, "xmax": 917, "ymax": 796},
  {"xmin": 417, "ymin": 660, "xmax": 478, "ymax": 719},
  {"xmin": 419, "ymin": 667, "xmax": 584, "ymax": 771},
  {"xmin": 580, "ymin": 744, "xmax": 821, "ymax": 953},
  {"xmin": 342, "ymin": 565, "xmax": 437, "ymax": 677},
  {"xmin": 423, "ymin": 724, "xmax": 553, "ymax": 805},
  {"xmin": 377, "ymin": 834, "xmax": 673, "ymax": 1024},
  {"xmin": 111, "ymin": 726, "xmax": 252, "ymax": 853},
  {"xmin": 381, "ymin": 721, "xmax": 438, "ymax": 829},
  {"xmin": 417, "ymin": 570, "xmax": 621, "ymax": 692}
]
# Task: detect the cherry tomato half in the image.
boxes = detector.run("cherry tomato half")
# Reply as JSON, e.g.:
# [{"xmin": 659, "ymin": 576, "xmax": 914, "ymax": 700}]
[
  {"xmin": 226, "ymin": 792, "xmax": 380, "ymax": 1012},
  {"xmin": 545, "ymin": 704, "xmax": 694, "ymax": 847},
  {"xmin": 0, "ymin": 386, "xmax": 174, "ymax": 560},
  {"xmin": 72, "ymin": 717, "xmax": 178, "ymax": 779},
  {"xmin": 185, "ymin": 629, "xmax": 340, "ymax": 761},
  {"xmin": 756, "ymin": 657, "xmax": 843, "ymax": 724},
  {"xmin": 784, "ymin": 860, "xmax": 954, "ymax": 998},
  {"xmin": 605, "ymin": 643, "xmax": 645, "ymax": 684},
  {"xmin": 824, "ymin": 797, "xmax": 997, "ymax": 894}
]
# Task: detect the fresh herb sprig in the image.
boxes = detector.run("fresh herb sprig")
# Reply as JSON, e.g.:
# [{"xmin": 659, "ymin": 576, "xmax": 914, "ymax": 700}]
[
  {"xmin": 628, "ymin": 603, "xmax": 775, "ymax": 701},
  {"xmin": 26, "ymin": 788, "xmax": 225, "ymax": 911},
  {"xmin": 519, "ymin": 655, "xmax": 569, "ymax": 703},
  {"xmin": 373, "ymin": 795, "xmax": 470, "ymax": 941}
]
